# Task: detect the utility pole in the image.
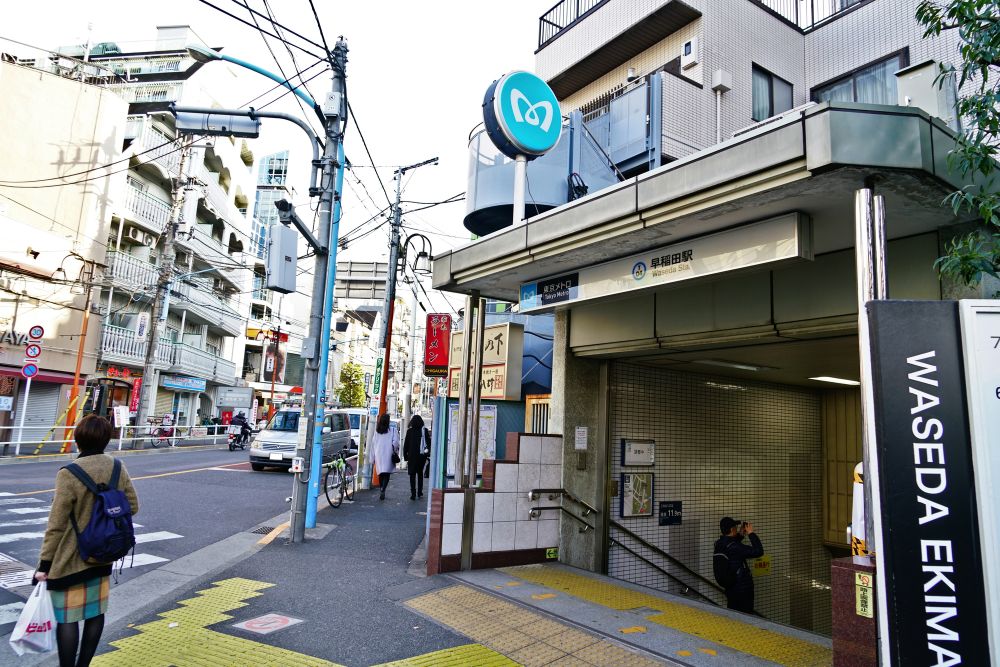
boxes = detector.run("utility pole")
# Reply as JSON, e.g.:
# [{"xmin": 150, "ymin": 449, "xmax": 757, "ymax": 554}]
[
  {"xmin": 290, "ymin": 38, "xmax": 348, "ymax": 543},
  {"xmin": 61, "ymin": 260, "xmax": 96, "ymax": 452},
  {"xmin": 134, "ymin": 138, "xmax": 191, "ymax": 439},
  {"xmin": 376, "ymin": 157, "xmax": 438, "ymax": 417}
]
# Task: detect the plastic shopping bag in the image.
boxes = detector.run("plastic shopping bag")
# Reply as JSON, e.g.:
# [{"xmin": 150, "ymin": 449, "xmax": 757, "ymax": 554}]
[{"xmin": 8, "ymin": 581, "xmax": 56, "ymax": 656}]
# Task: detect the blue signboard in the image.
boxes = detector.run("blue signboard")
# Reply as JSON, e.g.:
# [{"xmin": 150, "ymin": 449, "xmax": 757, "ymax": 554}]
[
  {"xmin": 519, "ymin": 273, "xmax": 579, "ymax": 311},
  {"xmin": 483, "ymin": 71, "xmax": 561, "ymax": 160},
  {"xmin": 160, "ymin": 375, "xmax": 207, "ymax": 392}
]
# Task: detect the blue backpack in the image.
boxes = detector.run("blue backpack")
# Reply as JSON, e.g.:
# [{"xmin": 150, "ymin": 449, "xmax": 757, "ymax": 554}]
[{"xmin": 63, "ymin": 459, "xmax": 136, "ymax": 564}]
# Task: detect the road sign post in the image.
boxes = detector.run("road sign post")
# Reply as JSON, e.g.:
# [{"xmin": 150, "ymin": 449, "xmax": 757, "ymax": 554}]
[{"xmin": 16, "ymin": 327, "xmax": 44, "ymax": 456}]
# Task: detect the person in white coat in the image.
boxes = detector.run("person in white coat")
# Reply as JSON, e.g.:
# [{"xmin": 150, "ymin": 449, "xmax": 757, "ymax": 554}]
[{"xmin": 369, "ymin": 413, "xmax": 399, "ymax": 500}]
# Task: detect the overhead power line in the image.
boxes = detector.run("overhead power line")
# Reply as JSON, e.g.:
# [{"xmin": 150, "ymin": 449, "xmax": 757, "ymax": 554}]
[
  {"xmin": 196, "ymin": 0, "xmax": 325, "ymax": 59},
  {"xmin": 345, "ymin": 101, "xmax": 393, "ymax": 207}
]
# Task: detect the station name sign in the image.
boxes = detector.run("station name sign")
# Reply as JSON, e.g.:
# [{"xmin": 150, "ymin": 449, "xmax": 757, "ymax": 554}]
[{"xmin": 518, "ymin": 213, "xmax": 811, "ymax": 314}]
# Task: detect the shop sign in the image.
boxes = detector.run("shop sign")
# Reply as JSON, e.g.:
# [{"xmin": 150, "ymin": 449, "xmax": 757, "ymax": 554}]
[
  {"xmin": 868, "ymin": 300, "xmax": 988, "ymax": 666},
  {"xmin": 160, "ymin": 375, "xmax": 207, "ymax": 392},
  {"xmin": 216, "ymin": 387, "xmax": 253, "ymax": 408},
  {"xmin": 448, "ymin": 365, "xmax": 509, "ymax": 400},
  {"xmin": 751, "ymin": 554, "xmax": 772, "ymax": 577},
  {"xmin": 0, "ymin": 329, "xmax": 30, "ymax": 346},
  {"xmin": 447, "ymin": 323, "xmax": 523, "ymax": 401},
  {"xmin": 105, "ymin": 366, "xmax": 134, "ymax": 379},
  {"xmin": 134, "ymin": 313, "xmax": 149, "ymax": 341},
  {"xmin": 621, "ymin": 439, "xmax": 655, "ymax": 466},
  {"xmin": 423, "ymin": 313, "xmax": 451, "ymax": 377},
  {"xmin": 112, "ymin": 405, "xmax": 130, "ymax": 428},
  {"xmin": 129, "ymin": 377, "xmax": 142, "ymax": 412},
  {"xmin": 519, "ymin": 213, "xmax": 811, "ymax": 314}
]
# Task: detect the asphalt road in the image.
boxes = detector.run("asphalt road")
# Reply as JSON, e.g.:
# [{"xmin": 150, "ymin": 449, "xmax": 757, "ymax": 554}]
[{"xmin": 0, "ymin": 448, "xmax": 296, "ymax": 633}]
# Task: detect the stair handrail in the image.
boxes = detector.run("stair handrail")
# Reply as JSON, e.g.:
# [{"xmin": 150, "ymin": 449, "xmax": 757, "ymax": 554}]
[
  {"xmin": 528, "ymin": 488, "xmax": 600, "ymax": 517},
  {"xmin": 610, "ymin": 519, "xmax": 725, "ymax": 594},
  {"xmin": 609, "ymin": 537, "xmax": 721, "ymax": 606},
  {"xmin": 528, "ymin": 504, "xmax": 594, "ymax": 533}
]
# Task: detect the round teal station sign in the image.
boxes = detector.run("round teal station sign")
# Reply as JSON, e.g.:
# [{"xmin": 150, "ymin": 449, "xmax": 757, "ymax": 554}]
[{"xmin": 483, "ymin": 71, "xmax": 561, "ymax": 160}]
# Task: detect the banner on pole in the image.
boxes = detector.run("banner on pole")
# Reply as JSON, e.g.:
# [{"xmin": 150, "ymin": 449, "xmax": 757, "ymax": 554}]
[{"xmin": 423, "ymin": 313, "xmax": 451, "ymax": 377}]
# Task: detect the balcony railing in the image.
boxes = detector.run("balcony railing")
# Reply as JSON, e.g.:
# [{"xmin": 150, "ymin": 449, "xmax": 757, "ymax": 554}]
[
  {"xmin": 132, "ymin": 120, "xmax": 180, "ymax": 174},
  {"xmin": 101, "ymin": 325, "xmax": 172, "ymax": 367},
  {"xmin": 756, "ymin": 0, "xmax": 865, "ymax": 30},
  {"xmin": 107, "ymin": 81, "xmax": 184, "ymax": 104},
  {"xmin": 124, "ymin": 182, "xmax": 171, "ymax": 233},
  {"xmin": 171, "ymin": 276, "xmax": 243, "ymax": 337},
  {"xmin": 538, "ymin": 0, "xmax": 608, "ymax": 48},
  {"xmin": 177, "ymin": 228, "xmax": 239, "ymax": 276},
  {"xmin": 196, "ymin": 166, "xmax": 240, "ymax": 222},
  {"xmin": 105, "ymin": 252, "xmax": 157, "ymax": 290}
]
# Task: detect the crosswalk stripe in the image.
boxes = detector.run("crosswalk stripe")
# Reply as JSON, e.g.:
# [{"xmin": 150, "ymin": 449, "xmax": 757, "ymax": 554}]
[
  {"xmin": 128, "ymin": 554, "xmax": 169, "ymax": 567},
  {"xmin": 0, "ymin": 601, "xmax": 24, "ymax": 625},
  {"xmin": 5, "ymin": 508, "xmax": 49, "ymax": 515},
  {"xmin": 0, "ymin": 499, "xmax": 42, "ymax": 506},
  {"xmin": 0, "ymin": 517, "xmax": 49, "ymax": 528},
  {"xmin": 135, "ymin": 531, "xmax": 182, "ymax": 544},
  {"xmin": 0, "ymin": 532, "xmax": 45, "ymax": 544},
  {"xmin": 0, "ymin": 570, "xmax": 33, "ymax": 589},
  {"xmin": 0, "ymin": 492, "xmax": 13, "ymax": 497}
]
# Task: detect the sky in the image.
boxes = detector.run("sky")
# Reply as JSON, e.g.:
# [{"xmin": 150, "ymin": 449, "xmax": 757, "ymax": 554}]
[{"xmin": 2, "ymin": 0, "xmax": 549, "ymax": 316}]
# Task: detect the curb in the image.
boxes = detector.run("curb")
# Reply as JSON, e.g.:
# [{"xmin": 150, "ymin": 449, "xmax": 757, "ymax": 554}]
[{"xmin": 0, "ymin": 444, "xmax": 226, "ymax": 466}]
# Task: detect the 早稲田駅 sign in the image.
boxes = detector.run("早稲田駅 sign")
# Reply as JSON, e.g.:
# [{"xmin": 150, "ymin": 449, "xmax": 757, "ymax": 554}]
[
  {"xmin": 424, "ymin": 313, "xmax": 451, "ymax": 377},
  {"xmin": 483, "ymin": 71, "xmax": 561, "ymax": 161},
  {"xmin": 519, "ymin": 213, "xmax": 811, "ymax": 313}
]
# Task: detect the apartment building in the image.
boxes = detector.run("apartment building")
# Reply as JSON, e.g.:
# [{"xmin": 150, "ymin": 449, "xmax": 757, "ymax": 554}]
[
  {"xmin": 72, "ymin": 26, "xmax": 258, "ymax": 427},
  {"xmin": 433, "ymin": 0, "xmax": 980, "ymax": 637},
  {"xmin": 0, "ymin": 54, "xmax": 128, "ymax": 449}
]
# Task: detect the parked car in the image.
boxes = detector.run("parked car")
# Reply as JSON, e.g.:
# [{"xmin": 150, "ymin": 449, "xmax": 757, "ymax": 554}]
[
  {"xmin": 249, "ymin": 408, "xmax": 351, "ymax": 472},
  {"xmin": 341, "ymin": 408, "xmax": 367, "ymax": 449}
]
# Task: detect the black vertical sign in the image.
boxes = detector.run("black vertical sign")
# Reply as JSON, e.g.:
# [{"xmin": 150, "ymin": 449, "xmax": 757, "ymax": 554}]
[{"xmin": 868, "ymin": 301, "xmax": 988, "ymax": 666}]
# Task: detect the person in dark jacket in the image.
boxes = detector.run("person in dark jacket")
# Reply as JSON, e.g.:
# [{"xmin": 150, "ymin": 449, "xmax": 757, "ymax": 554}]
[
  {"xmin": 402, "ymin": 414, "xmax": 428, "ymax": 500},
  {"xmin": 714, "ymin": 517, "xmax": 764, "ymax": 614}
]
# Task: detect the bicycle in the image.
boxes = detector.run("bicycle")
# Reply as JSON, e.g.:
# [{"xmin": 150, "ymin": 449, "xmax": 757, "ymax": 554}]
[{"xmin": 324, "ymin": 448, "xmax": 355, "ymax": 508}]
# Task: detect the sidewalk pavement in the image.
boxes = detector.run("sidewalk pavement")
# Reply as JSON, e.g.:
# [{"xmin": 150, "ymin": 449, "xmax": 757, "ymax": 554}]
[{"xmin": 4, "ymin": 473, "xmax": 832, "ymax": 667}]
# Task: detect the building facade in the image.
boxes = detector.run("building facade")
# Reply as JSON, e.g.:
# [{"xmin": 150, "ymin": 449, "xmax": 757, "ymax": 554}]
[
  {"xmin": 433, "ymin": 0, "xmax": 984, "ymax": 637},
  {"xmin": 77, "ymin": 25, "xmax": 257, "ymax": 428},
  {"xmin": 0, "ymin": 55, "xmax": 128, "ymax": 451}
]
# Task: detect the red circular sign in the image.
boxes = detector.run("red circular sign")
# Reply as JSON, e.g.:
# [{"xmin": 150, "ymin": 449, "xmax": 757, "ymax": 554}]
[
  {"xmin": 21, "ymin": 363, "xmax": 39, "ymax": 379},
  {"xmin": 28, "ymin": 325, "xmax": 44, "ymax": 340},
  {"xmin": 25, "ymin": 344, "xmax": 41, "ymax": 358}
]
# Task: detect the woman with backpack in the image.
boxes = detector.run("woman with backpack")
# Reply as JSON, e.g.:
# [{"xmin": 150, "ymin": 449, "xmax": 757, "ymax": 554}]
[
  {"xmin": 402, "ymin": 414, "xmax": 428, "ymax": 500},
  {"xmin": 34, "ymin": 414, "xmax": 140, "ymax": 667}
]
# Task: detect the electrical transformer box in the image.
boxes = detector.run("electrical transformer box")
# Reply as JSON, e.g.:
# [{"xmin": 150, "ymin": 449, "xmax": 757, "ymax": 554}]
[{"xmin": 266, "ymin": 223, "xmax": 298, "ymax": 294}]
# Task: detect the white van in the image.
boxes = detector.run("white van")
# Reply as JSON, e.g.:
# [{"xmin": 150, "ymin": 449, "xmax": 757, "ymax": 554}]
[
  {"xmin": 341, "ymin": 408, "xmax": 367, "ymax": 449},
  {"xmin": 249, "ymin": 408, "xmax": 351, "ymax": 472}
]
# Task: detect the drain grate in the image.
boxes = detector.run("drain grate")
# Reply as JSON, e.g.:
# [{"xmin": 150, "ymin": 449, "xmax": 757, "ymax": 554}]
[{"xmin": 250, "ymin": 525, "xmax": 277, "ymax": 535}]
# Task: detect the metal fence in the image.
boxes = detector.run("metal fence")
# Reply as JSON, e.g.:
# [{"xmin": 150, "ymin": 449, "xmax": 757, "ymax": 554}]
[
  {"xmin": 0, "ymin": 423, "xmax": 231, "ymax": 457},
  {"xmin": 757, "ymin": 0, "xmax": 866, "ymax": 30},
  {"xmin": 538, "ymin": 0, "xmax": 608, "ymax": 48}
]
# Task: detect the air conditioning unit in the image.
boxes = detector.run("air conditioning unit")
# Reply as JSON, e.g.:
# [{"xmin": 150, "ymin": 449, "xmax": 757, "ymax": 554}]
[
  {"xmin": 212, "ymin": 278, "xmax": 225, "ymax": 291},
  {"xmin": 681, "ymin": 37, "xmax": 699, "ymax": 70},
  {"xmin": 142, "ymin": 232, "xmax": 156, "ymax": 247},
  {"xmin": 126, "ymin": 227, "xmax": 146, "ymax": 244}
]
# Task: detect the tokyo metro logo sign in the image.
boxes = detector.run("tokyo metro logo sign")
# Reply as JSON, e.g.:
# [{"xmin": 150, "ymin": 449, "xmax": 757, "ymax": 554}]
[{"xmin": 484, "ymin": 71, "xmax": 561, "ymax": 160}]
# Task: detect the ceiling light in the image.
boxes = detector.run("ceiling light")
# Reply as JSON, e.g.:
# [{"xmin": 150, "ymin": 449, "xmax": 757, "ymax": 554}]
[
  {"xmin": 809, "ymin": 376, "xmax": 861, "ymax": 386},
  {"xmin": 691, "ymin": 359, "xmax": 776, "ymax": 372}
]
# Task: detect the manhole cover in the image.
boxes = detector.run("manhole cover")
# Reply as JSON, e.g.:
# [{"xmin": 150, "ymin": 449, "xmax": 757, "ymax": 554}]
[{"xmin": 250, "ymin": 525, "xmax": 277, "ymax": 535}]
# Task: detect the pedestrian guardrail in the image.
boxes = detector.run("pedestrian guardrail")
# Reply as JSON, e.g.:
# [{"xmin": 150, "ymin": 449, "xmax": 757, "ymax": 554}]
[{"xmin": 0, "ymin": 423, "xmax": 232, "ymax": 457}]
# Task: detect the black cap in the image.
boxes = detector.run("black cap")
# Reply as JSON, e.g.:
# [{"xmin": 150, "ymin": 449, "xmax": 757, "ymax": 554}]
[{"xmin": 720, "ymin": 517, "xmax": 740, "ymax": 534}]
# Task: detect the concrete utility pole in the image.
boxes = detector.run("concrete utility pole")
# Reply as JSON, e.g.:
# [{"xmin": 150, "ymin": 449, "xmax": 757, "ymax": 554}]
[
  {"xmin": 290, "ymin": 38, "xmax": 349, "ymax": 543},
  {"xmin": 376, "ymin": 157, "xmax": 438, "ymax": 417},
  {"xmin": 135, "ymin": 138, "xmax": 191, "ymax": 437}
]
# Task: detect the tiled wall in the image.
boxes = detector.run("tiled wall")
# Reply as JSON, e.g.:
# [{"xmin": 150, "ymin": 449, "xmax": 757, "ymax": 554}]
[
  {"xmin": 428, "ymin": 434, "xmax": 564, "ymax": 574},
  {"xmin": 607, "ymin": 361, "xmax": 832, "ymax": 635}
]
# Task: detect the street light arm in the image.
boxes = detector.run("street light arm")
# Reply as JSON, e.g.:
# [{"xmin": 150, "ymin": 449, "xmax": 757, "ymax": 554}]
[{"xmin": 214, "ymin": 52, "xmax": 325, "ymax": 124}]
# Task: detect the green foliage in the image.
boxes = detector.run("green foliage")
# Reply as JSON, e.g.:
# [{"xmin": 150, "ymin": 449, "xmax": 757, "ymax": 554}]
[
  {"xmin": 916, "ymin": 1, "xmax": 1000, "ymax": 286},
  {"xmin": 335, "ymin": 362, "xmax": 366, "ymax": 408}
]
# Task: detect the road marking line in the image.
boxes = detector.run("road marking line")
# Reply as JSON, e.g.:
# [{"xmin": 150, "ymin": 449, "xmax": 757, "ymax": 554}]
[
  {"xmin": 0, "ymin": 498, "xmax": 43, "ymax": 505},
  {"xmin": 257, "ymin": 521, "xmax": 290, "ymax": 546},
  {"xmin": 127, "ymin": 554, "xmax": 169, "ymax": 567},
  {"xmin": 0, "ymin": 516, "xmax": 49, "ymax": 528},
  {"xmin": 11, "ymin": 461, "xmax": 248, "ymax": 495},
  {"xmin": 0, "ymin": 492, "xmax": 12, "ymax": 496},
  {"xmin": 134, "ymin": 531, "xmax": 182, "ymax": 544},
  {"xmin": 0, "ymin": 532, "xmax": 45, "ymax": 544},
  {"xmin": 0, "ymin": 601, "xmax": 25, "ymax": 625},
  {"xmin": 0, "ymin": 570, "xmax": 34, "ymax": 588},
  {"xmin": 5, "ymin": 508, "xmax": 49, "ymax": 515}
]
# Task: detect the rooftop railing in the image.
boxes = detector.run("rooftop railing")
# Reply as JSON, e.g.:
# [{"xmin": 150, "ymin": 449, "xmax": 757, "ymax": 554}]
[
  {"xmin": 538, "ymin": 0, "xmax": 608, "ymax": 48},
  {"xmin": 754, "ymin": 0, "xmax": 866, "ymax": 30}
]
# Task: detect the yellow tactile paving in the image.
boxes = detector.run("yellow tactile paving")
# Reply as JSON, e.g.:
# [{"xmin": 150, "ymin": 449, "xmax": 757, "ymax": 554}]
[
  {"xmin": 90, "ymin": 578, "xmax": 519, "ymax": 667},
  {"xmin": 405, "ymin": 584, "xmax": 666, "ymax": 666},
  {"xmin": 501, "ymin": 565, "xmax": 833, "ymax": 667}
]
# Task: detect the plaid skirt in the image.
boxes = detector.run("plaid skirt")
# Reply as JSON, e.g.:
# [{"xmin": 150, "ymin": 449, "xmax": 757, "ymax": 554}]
[{"xmin": 50, "ymin": 575, "xmax": 109, "ymax": 623}]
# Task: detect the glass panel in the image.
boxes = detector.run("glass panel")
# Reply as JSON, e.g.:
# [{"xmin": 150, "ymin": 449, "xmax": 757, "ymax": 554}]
[
  {"xmin": 814, "ymin": 78, "xmax": 854, "ymax": 103},
  {"xmin": 773, "ymin": 77, "xmax": 793, "ymax": 115},
  {"xmin": 854, "ymin": 57, "xmax": 902, "ymax": 105},
  {"xmin": 267, "ymin": 411, "xmax": 299, "ymax": 431},
  {"xmin": 752, "ymin": 67, "xmax": 772, "ymax": 121},
  {"xmin": 349, "ymin": 414, "xmax": 361, "ymax": 429}
]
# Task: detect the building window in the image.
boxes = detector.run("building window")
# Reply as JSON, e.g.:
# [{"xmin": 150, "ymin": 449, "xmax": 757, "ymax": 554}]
[
  {"xmin": 752, "ymin": 66, "xmax": 793, "ymax": 122},
  {"xmin": 812, "ymin": 52, "xmax": 907, "ymax": 106}
]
